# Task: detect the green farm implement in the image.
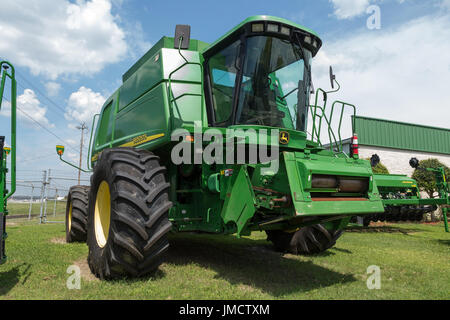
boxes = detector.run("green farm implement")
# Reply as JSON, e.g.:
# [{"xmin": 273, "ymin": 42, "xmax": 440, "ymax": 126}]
[
  {"xmin": 350, "ymin": 156, "xmax": 449, "ymax": 228},
  {"xmin": 0, "ymin": 60, "xmax": 17, "ymax": 265},
  {"xmin": 56, "ymin": 16, "xmax": 449, "ymax": 279}
]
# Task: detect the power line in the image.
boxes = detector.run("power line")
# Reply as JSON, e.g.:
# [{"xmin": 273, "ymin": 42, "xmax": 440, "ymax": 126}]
[
  {"xmin": 16, "ymin": 73, "xmax": 66, "ymax": 114},
  {"xmin": 17, "ymin": 106, "xmax": 79, "ymax": 153},
  {"xmin": 20, "ymin": 153, "xmax": 55, "ymax": 163},
  {"xmin": 15, "ymin": 79, "xmax": 66, "ymax": 118},
  {"xmin": 0, "ymin": 55, "xmax": 67, "ymax": 118},
  {"xmin": 50, "ymin": 176, "xmax": 90, "ymax": 182},
  {"xmin": 2, "ymin": 96, "xmax": 79, "ymax": 154},
  {"xmin": 76, "ymin": 122, "xmax": 88, "ymax": 185}
]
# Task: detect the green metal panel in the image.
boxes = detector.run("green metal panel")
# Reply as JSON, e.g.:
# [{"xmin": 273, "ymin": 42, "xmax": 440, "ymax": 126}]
[
  {"xmin": 283, "ymin": 152, "xmax": 384, "ymax": 215},
  {"xmin": 220, "ymin": 166, "xmax": 256, "ymax": 237},
  {"xmin": 373, "ymin": 174, "xmax": 417, "ymax": 189},
  {"xmin": 113, "ymin": 83, "xmax": 169, "ymax": 144},
  {"xmin": 122, "ymin": 37, "xmax": 209, "ymax": 83},
  {"xmin": 118, "ymin": 48, "xmax": 204, "ymax": 120},
  {"xmin": 354, "ymin": 116, "xmax": 450, "ymax": 155}
]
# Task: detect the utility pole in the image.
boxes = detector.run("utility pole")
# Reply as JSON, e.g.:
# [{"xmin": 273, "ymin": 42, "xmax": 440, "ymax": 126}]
[
  {"xmin": 53, "ymin": 188, "xmax": 58, "ymax": 217},
  {"xmin": 28, "ymin": 184, "xmax": 34, "ymax": 220},
  {"xmin": 43, "ymin": 169, "xmax": 51, "ymax": 221},
  {"xmin": 76, "ymin": 122, "xmax": 87, "ymax": 185},
  {"xmin": 39, "ymin": 170, "xmax": 47, "ymax": 224}
]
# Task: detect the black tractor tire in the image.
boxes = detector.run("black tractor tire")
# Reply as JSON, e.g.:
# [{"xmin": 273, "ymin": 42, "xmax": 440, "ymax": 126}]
[
  {"xmin": 415, "ymin": 212, "xmax": 424, "ymax": 221},
  {"xmin": 66, "ymin": 185, "xmax": 90, "ymax": 243},
  {"xmin": 87, "ymin": 147, "xmax": 172, "ymax": 279},
  {"xmin": 266, "ymin": 224, "xmax": 344, "ymax": 255}
]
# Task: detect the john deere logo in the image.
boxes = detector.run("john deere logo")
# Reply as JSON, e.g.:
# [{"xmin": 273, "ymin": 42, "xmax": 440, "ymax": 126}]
[{"xmin": 279, "ymin": 131, "xmax": 290, "ymax": 145}]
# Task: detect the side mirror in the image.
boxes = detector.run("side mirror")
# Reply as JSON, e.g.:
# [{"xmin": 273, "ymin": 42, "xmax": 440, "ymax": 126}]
[
  {"xmin": 174, "ymin": 24, "xmax": 191, "ymax": 50},
  {"xmin": 409, "ymin": 157, "xmax": 419, "ymax": 169},
  {"xmin": 56, "ymin": 145, "xmax": 65, "ymax": 156},
  {"xmin": 329, "ymin": 66, "xmax": 336, "ymax": 89},
  {"xmin": 370, "ymin": 154, "xmax": 380, "ymax": 167}
]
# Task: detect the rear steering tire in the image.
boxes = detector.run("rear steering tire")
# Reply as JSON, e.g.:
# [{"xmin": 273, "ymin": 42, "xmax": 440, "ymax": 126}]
[
  {"xmin": 87, "ymin": 147, "xmax": 172, "ymax": 279},
  {"xmin": 266, "ymin": 224, "xmax": 343, "ymax": 254},
  {"xmin": 66, "ymin": 185, "xmax": 90, "ymax": 243}
]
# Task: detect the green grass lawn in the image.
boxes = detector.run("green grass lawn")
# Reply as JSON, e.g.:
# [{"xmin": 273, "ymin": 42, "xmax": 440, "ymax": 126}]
[
  {"xmin": 1, "ymin": 210, "xmax": 449, "ymax": 300},
  {"xmin": 5, "ymin": 201, "xmax": 66, "ymax": 218}
]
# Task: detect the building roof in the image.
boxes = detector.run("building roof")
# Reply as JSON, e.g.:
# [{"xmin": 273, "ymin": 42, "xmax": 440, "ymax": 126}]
[{"xmin": 353, "ymin": 116, "xmax": 450, "ymax": 155}]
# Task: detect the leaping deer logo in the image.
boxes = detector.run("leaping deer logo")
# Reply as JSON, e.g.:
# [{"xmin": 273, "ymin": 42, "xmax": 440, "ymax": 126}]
[{"xmin": 279, "ymin": 131, "xmax": 289, "ymax": 145}]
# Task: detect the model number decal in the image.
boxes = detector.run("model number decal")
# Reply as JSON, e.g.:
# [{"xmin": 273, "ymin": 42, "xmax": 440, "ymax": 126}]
[{"xmin": 120, "ymin": 133, "xmax": 165, "ymax": 148}]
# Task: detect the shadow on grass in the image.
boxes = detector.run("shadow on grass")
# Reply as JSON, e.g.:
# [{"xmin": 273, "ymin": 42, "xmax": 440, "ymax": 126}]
[
  {"xmin": 346, "ymin": 226, "xmax": 419, "ymax": 234},
  {"xmin": 329, "ymin": 247, "xmax": 352, "ymax": 254},
  {"xmin": 436, "ymin": 239, "xmax": 450, "ymax": 246},
  {"xmin": 164, "ymin": 233, "xmax": 356, "ymax": 296},
  {"xmin": 0, "ymin": 263, "xmax": 31, "ymax": 296}
]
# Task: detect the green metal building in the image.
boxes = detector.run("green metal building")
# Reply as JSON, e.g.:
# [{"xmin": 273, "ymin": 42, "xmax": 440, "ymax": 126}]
[{"xmin": 341, "ymin": 116, "xmax": 450, "ymax": 176}]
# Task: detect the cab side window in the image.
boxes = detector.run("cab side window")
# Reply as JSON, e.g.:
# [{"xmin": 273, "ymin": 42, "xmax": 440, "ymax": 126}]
[{"xmin": 207, "ymin": 40, "xmax": 241, "ymax": 124}]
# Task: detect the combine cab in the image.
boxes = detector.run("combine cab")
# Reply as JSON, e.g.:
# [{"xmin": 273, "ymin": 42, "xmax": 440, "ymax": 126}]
[{"xmin": 56, "ymin": 16, "xmax": 448, "ymax": 279}]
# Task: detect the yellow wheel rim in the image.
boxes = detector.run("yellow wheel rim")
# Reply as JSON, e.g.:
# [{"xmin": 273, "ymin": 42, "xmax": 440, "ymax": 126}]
[
  {"xmin": 94, "ymin": 181, "xmax": 111, "ymax": 248},
  {"xmin": 68, "ymin": 202, "xmax": 73, "ymax": 232}
]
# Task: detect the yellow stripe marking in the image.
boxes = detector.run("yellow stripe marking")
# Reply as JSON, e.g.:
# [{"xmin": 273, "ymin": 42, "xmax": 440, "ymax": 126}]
[
  {"xmin": 120, "ymin": 133, "xmax": 165, "ymax": 148},
  {"xmin": 91, "ymin": 133, "xmax": 165, "ymax": 162}
]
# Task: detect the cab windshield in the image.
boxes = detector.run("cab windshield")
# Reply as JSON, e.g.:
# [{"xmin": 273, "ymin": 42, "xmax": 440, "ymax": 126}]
[
  {"xmin": 207, "ymin": 35, "xmax": 312, "ymax": 131},
  {"xmin": 236, "ymin": 36, "xmax": 311, "ymax": 130}
]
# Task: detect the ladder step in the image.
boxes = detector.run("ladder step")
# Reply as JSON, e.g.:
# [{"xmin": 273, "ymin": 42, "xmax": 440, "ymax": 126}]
[{"xmin": 0, "ymin": 212, "xmax": 5, "ymax": 264}]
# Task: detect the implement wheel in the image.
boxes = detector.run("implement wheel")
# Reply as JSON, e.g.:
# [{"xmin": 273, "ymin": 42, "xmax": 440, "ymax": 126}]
[
  {"xmin": 87, "ymin": 148, "xmax": 172, "ymax": 279},
  {"xmin": 266, "ymin": 224, "xmax": 343, "ymax": 254},
  {"xmin": 66, "ymin": 185, "xmax": 90, "ymax": 243}
]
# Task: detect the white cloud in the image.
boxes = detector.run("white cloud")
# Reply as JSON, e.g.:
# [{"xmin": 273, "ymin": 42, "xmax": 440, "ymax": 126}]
[
  {"xmin": 312, "ymin": 13, "xmax": 450, "ymax": 141},
  {"xmin": 67, "ymin": 152, "xmax": 79, "ymax": 162},
  {"xmin": 0, "ymin": 89, "xmax": 53, "ymax": 128},
  {"xmin": 65, "ymin": 86, "xmax": 106, "ymax": 124},
  {"xmin": 126, "ymin": 22, "xmax": 152, "ymax": 60},
  {"xmin": 65, "ymin": 138, "xmax": 78, "ymax": 147},
  {"xmin": 329, "ymin": 0, "xmax": 372, "ymax": 19},
  {"xmin": 45, "ymin": 82, "xmax": 61, "ymax": 97},
  {"xmin": 441, "ymin": 0, "xmax": 450, "ymax": 9},
  {"xmin": 0, "ymin": 0, "xmax": 127, "ymax": 79}
]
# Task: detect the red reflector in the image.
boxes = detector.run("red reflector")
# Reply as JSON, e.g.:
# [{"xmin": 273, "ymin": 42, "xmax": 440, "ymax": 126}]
[{"xmin": 351, "ymin": 133, "xmax": 359, "ymax": 157}]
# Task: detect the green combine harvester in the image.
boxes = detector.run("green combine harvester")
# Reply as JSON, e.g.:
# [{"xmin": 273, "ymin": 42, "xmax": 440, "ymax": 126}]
[
  {"xmin": 0, "ymin": 60, "xmax": 17, "ymax": 265},
  {"xmin": 56, "ymin": 16, "xmax": 449, "ymax": 279}
]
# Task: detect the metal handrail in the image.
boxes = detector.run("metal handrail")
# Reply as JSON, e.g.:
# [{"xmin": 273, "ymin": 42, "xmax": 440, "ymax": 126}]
[
  {"xmin": 87, "ymin": 113, "xmax": 99, "ymax": 170},
  {"xmin": 309, "ymin": 79, "xmax": 356, "ymax": 155},
  {"xmin": 167, "ymin": 37, "xmax": 205, "ymax": 128},
  {"xmin": 0, "ymin": 61, "xmax": 16, "ymax": 200}
]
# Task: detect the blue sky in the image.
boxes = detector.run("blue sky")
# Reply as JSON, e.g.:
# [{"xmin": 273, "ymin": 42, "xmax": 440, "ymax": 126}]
[{"xmin": 1, "ymin": 0, "xmax": 449, "ymax": 196}]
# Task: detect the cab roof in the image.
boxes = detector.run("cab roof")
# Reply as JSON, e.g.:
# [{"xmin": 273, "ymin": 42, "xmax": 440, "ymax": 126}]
[{"xmin": 202, "ymin": 15, "xmax": 322, "ymax": 55}]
